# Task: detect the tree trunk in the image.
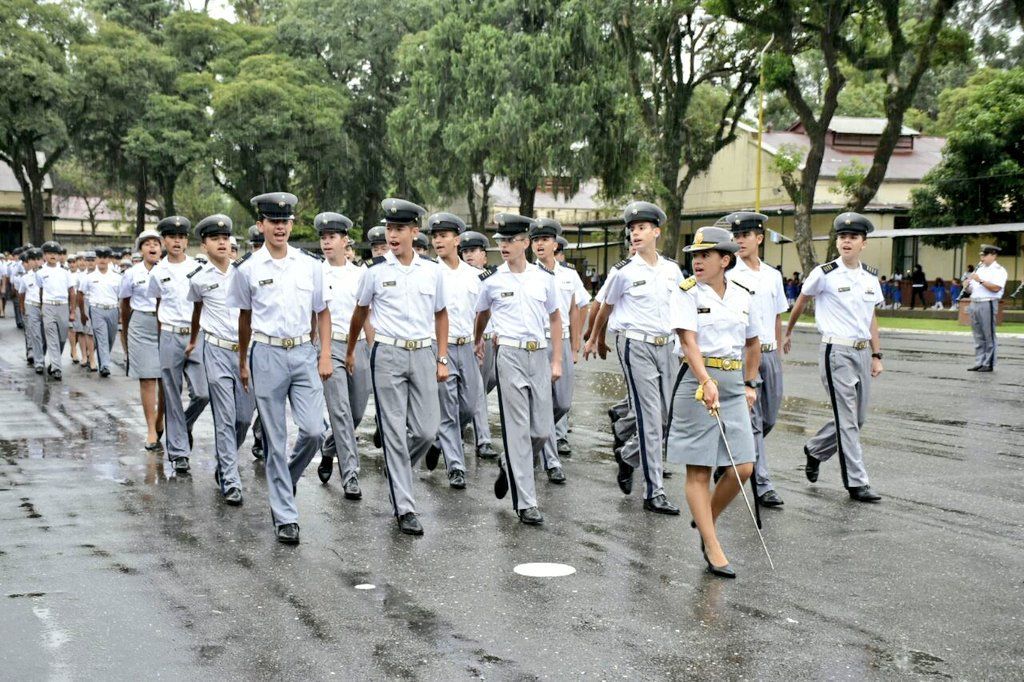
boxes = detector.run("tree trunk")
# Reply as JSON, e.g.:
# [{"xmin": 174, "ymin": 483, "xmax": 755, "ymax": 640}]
[
  {"xmin": 467, "ymin": 181, "xmax": 479, "ymax": 231},
  {"xmin": 478, "ymin": 174, "xmax": 493, "ymax": 229},
  {"xmin": 134, "ymin": 163, "xmax": 148, "ymax": 236},
  {"xmin": 792, "ymin": 203, "xmax": 817, "ymax": 276},
  {"xmin": 661, "ymin": 192, "xmax": 683, "ymax": 262},
  {"xmin": 161, "ymin": 175, "xmax": 176, "ymax": 217},
  {"xmin": 515, "ymin": 177, "xmax": 536, "ymax": 218},
  {"xmin": 28, "ymin": 184, "xmax": 46, "ymax": 245}
]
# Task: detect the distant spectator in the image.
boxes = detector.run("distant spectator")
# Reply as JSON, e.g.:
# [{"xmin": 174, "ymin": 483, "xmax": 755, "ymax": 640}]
[
  {"xmin": 950, "ymin": 277, "xmax": 963, "ymax": 302},
  {"xmin": 910, "ymin": 264, "xmax": 927, "ymax": 309},
  {"xmin": 880, "ymin": 276, "xmax": 891, "ymax": 308},
  {"xmin": 930, "ymin": 277, "xmax": 947, "ymax": 309},
  {"xmin": 891, "ymin": 277, "xmax": 903, "ymax": 308}
]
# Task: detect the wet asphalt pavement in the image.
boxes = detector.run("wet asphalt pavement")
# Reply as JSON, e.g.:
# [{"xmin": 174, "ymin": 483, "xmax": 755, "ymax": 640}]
[{"xmin": 1, "ymin": 315, "xmax": 1022, "ymax": 680}]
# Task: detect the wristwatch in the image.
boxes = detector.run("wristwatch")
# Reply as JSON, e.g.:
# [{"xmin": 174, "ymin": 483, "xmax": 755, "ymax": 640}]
[
  {"xmin": 744, "ymin": 379, "xmax": 763, "ymax": 389},
  {"xmin": 437, "ymin": 355, "xmax": 449, "ymax": 365},
  {"xmin": 871, "ymin": 352, "xmax": 883, "ymax": 359}
]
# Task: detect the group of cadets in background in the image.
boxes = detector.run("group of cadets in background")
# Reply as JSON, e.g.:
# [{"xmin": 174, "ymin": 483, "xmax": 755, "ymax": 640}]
[{"xmin": 8, "ymin": 197, "xmax": 1006, "ymax": 578}]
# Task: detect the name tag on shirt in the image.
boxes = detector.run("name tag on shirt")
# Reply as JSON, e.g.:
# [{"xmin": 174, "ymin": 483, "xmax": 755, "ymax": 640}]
[
  {"xmin": 135, "ymin": 279, "xmax": 147, "ymax": 285},
  {"xmin": 837, "ymin": 286, "xmax": 851, "ymax": 292},
  {"xmin": 632, "ymin": 280, "xmax": 646, "ymax": 287},
  {"xmin": 161, "ymin": 277, "xmax": 171, "ymax": 283},
  {"xmin": 500, "ymin": 291, "xmax": 514, "ymax": 298},
  {"xmin": 697, "ymin": 307, "xmax": 711, "ymax": 314},
  {"xmin": 204, "ymin": 283, "xmax": 219, "ymax": 291},
  {"xmin": 383, "ymin": 281, "xmax": 396, "ymax": 287},
  {"xmin": 259, "ymin": 279, "xmax": 273, "ymax": 286}
]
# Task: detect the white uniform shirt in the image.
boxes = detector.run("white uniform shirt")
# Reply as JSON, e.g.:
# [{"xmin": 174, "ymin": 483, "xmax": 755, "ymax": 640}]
[
  {"xmin": 354, "ymin": 251, "xmax": 446, "ymax": 339},
  {"xmin": 602, "ymin": 254, "xmax": 684, "ymax": 336},
  {"xmin": 969, "ymin": 261, "xmax": 1007, "ymax": 301},
  {"xmin": 227, "ymin": 245, "xmax": 329, "ymax": 338},
  {"xmin": 593, "ymin": 275, "xmax": 622, "ymax": 332},
  {"xmin": 19, "ymin": 268, "xmax": 42, "ymax": 302},
  {"xmin": 729, "ymin": 258, "xmax": 788, "ymax": 346},
  {"xmin": 674, "ymin": 279, "xmax": 761, "ymax": 359},
  {"xmin": 187, "ymin": 262, "xmax": 240, "ymax": 342},
  {"xmin": 80, "ymin": 268, "xmax": 122, "ymax": 307},
  {"xmin": 10, "ymin": 262, "xmax": 25, "ymax": 292},
  {"xmin": 568, "ymin": 264, "xmax": 592, "ymax": 308},
  {"xmin": 36, "ymin": 264, "xmax": 75, "ymax": 302},
  {"xmin": 476, "ymin": 262, "xmax": 559, "ymax": 342},
  {"xmin": 323, "ymin": 260, "xmax": 366, "ymax": 335},
  {"xmin": 119, "ymin": 262, "xmax": 158, "ymax": 312},
  {"xmin": 801, "ymin": 259, "xmax": 883, "ymax": 339},
  {"xmin": 436, "ymin": 259, "xmax": 480, "ymax": 339},
  {"xmin": 541, "ymin": 261, "xmax": 581, "ymax": 337},
  {"xmin": 147, "ymin": 257, "xmax": 201, "ymax": 327}
]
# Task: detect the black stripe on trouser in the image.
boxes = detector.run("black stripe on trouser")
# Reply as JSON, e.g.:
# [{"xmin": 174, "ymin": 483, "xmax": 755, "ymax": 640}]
[
  {"xmin": 125, "ymin": 313, "xmax": 131, "ymax": 377},
  {"xmin": 822, "ymin": 343, "xmax": 851, "ymax": 490},
  {"xmin": 988, "ymin": 301, "xmax": 996, "ymax": 368},
  {"xmin": 369, "ymin": 342, "xmax": 400, "ymax": 517},
  {"xmin": 622, "ymin": 339, "xmax": 655, "ymax": 499},
  {"xmin": 203, "ymin": 342, "xmax": 225, "ymax": 495},
  {"xmin": 493, "ymin": 345, "xmax": 519, "ymax": 510},
  {"xmin": 666, "ymin": 362, "xmax": 688, "ymax": 428}
]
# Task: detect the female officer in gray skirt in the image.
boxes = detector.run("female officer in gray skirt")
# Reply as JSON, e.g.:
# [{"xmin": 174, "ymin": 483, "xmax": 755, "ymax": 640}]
[
  {"xmin": 119, "ymin": 229, "xmax": 165, "ymax": 450},
  {"xmin": 668, "ymin": 226, "xmax": 762, "ymax": 579}
]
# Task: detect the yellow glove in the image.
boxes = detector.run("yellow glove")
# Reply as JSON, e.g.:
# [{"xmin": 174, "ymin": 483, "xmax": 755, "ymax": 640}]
[{"xmin": 695, "ymin": 378, "xmax": 720, "ymax": 416}]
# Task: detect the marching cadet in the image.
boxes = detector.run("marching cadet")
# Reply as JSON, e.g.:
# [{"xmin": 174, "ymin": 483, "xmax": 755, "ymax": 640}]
[
  {"xmin": 18, "ymin": 248, "xmax": 45, "ymax": 373},
  {"xmin": 783, "ymin": 212, "xmax": 884, "ymax": 503},
  {"xmin": 245, "ymin": 223, "xmax": 266, "ymax": 461},
  {"xmin": 186, "ymin": 215, "xmax": 254, "ymax": 507},
  {"xmin": 457, "ymin": 231, "xmax": 499, "ymax": 459},
  {"xmin": 77, "ymin": 251, "xmax": 98, "ymax": 371},
  {"xmin": 37, "ymin": 241, "xmax": 76, "ymax": 380},
  {"xmin": 552, "ymin": 234, "xmax": 591, "ymax": 457},
  {"xmin": 583, "ymin": 202, "xmax": 681, "ymax": 516},
  {"xmin": 229, "ymin": 236, "xmax": 239, "ymax": 259},
  {"xmin": 8, "ymin": 248, "xmax": 27, "ymax": 329},
  {"xmin": 667, "ymin": 226, "xmax": 762, "ymax": 579},
  {"xmin": 966, "ymin": 244, "xmax": 1007, "ymax": 372},
  {"xmin": 347, "ymin": 198, "xmax": 449, "ymax": 536},
  {"xmin": 424, "ymin": 212, "xmax": 484, "ymax": 489},
  {"xmin": 229, "ymin": 192, "xmax": 332, "ymax": 545},
  {"xmin": 724, "ymin": 211, "xmax": 789, "ymax": 508},
  {"xmin": 148, "ymin": 216, "xmax": 210, "ymax": 475},
  {"xmin": 474, "ymin": 213, "xmax": 563, "ymax": 526},
  {"xmin": 366, "ymin": 224, "xmax": 388, "ymax": 259},
  {"xmin": 78, "ymin": 246, "xmax": 122, "ymax": 377},
  {"xmin": 68, "ymin": 254, "xmax": 81, "ymax": 364},
  {"xmin": 529, "ymin": 218, "xmax": 574, "ymax": 483},
  {"xmin": 314, "ymin": 211, "xmax": 372, "ymax": 501}
]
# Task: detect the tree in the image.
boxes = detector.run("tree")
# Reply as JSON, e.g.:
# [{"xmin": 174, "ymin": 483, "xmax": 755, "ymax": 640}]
[
  {"xmin": 0, "ymin": 0, "xmax": 88, "ymax": 244},
  {"xmin": 910, "ymin": 67, "xmax": 1024, "ymax": 250},
  {"xmin": 52, "ymin": 158, "xmax": 116, "ymax": 235}
]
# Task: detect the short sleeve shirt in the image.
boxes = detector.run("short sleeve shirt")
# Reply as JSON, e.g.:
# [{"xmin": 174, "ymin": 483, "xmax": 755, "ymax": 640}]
[
  {"xmin": 969, "ymin": 262, "xmax": 1007, "ymax": 301},
  {"xmin": 322, "ymin": 260, "xmax": 366, "ymax": 335},
  {"xmin": 729, "ymin": 258, "xmax": 789, "ymax": 346},
  {"xmin": 801, "ymin": 259, "xmax": 883, "ymax": 339},
  {"xmin": 81, "ymin": 269, "xmax": 122, "ymax": 307},
  {"xmin": 119, "ymin": 262, "xmax": 158, "ymax": 312},
  {"xmin": 227, "ymin": 245, "xmax": 329, "ymax": 339},
  {"xmin": 476, "ymin": 262, "xmax": 559, "ymax": 342},
  {"xmin": 602, "ymin": 254, "xmax": 683, "ymax": 336},
  {"xmin": 187, "ymin": 262, "xmax": 239, "ymax": 342},
  {"xmin": 147, "ymin": 257, "xmax": 201, "ymax": 327},
  {"xmin": 676, "ymin": 279, "xmax": 760, "ymax": 359},
  {"xmin": 354, "ymin": 251, "xmax": 446, "ymax": 339}
]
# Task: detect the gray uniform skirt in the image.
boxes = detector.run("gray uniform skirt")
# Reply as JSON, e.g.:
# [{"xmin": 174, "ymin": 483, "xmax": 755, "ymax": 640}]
[
  {"xmin": 667, "ymin": 364, "xmax": 756, "ymax": 467},
  {"xmin": 127, "ymin": 311, "xmax": 160, "ymax": 379}
]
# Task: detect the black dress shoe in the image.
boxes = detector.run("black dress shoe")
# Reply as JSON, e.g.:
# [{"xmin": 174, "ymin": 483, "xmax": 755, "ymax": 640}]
[
  {"xmin": 707, "ymin": 561, "xmax": 737, "ymax": 578},
  {"xmin": 546, "ymin": 466, "xmax": 566, "ymax": 484},
  {"xmin": 343, "ymin": 477, "xmax": 362, "ymax": 500},
  {"xmin": 607, "ymin": 407, "xmax": 620, "ymax": 425},
  {"xmin": 276, "ymin": 523, "xmax": 300, "ymax": 544},
  {"xmin": 317, "ymin": 456, "xmax": 333, "ymax": 483},
  {"xmin": 615, "ymin": 452, "xmax": 634, "ymax": 495},
  {"xmin": 251, "ymin": 439, "xmax": 264, "ymax": 460},
  {"xmin": 517, "ymin": 506, "xmax": 544, "ymax": 525},
  {"xmin": 494, "ymin": 467, "xmax": 509, "ymax": 499},
  {"xmin": 99, "ymin": 367, "xmax": 110, "ymax": 377},
  {"xmin": 224, "ymin": 488, "xmax": 243, "ymax": 506},
  {"xmin": 848, "ymin": 485, "xmax": 881, "ymax": 502},
  {"xmin": 373, "ymin": 427, "xmax": 382, "ymax": 449},
  {"xmin": 759, "ymin": 490, "xmax": 784, "ymax": 507},
  {"xmin": 34, "ymin": 366, "xmax": 44, "ymax": 374},
  {"xmin": 643, "ymin": 494, "xmax": 681, "ymax": 515},
  {"xmin": 397, "ymin": 512, "xmax": 423, "ymax": 535},
  {"xmin": 556, "ymin": 438, "xmax": 572, "ymax": 457},
  {"xmin": 476, "ymin": 442, "xmax": 499, "ymax": 459},
  {"xmin": 173, "ymin": 457, "xmax": 190, "ymax": 474},
  {"xmin": 966, "ymin": 365, "xmax": 981, "ymax": 371},
  {"xmin": 425, "ymin": 445, "xmax": 442, "ymax": 471},
  {"xmin": 804, "ymin": 446, "xmax": 819, "ymax": 483},
  {"xmin": 50, "ymin": 369, "xmax": 62, "ymax": 381},
  {"xmin": 976, "ymin": 366, "xmax": 993, "ymax": 372},
  {"xmin": 144, "ymin": 441, "xmax": 161, "ymax": 452},
  {"xmin": 449, "ymin": 469, "xmax": 466, "ymax": 489}
]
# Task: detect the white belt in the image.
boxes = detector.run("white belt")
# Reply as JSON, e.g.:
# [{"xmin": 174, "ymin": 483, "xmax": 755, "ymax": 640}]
[
  {"xmin": 375, "ymin": 335, "xmax": 432, "ymax": 350},
  {"xmin": 623, "ymin": 331, "xmax": 671, "ymax": 346},
  {"xmin": 760, "ymin": 342, "xmax": 778, "ymax": 352},
  {"xmin": 160, "ymin": 323, "xmax": 191, "ymax": 335},
  {"xmin": 822, "ymin": 336, "xmax": 870, "ymax": 350},
  {"xmin": 252, "ymin": 332, "xmax": 311, "ymax": 348},
  {"xmin": 448, "ymin": 335, "xmax": 473, "ymax": 346},
  {"xmin": 205, "ymin": 332, "xmax": 241, "ymax": 352},
  {"xmin": 497, "ymin": 338, "xmax": 547, "ymax": 351},
  {"xmin": 544, "ymin": 329, "xmax": 571, "ymax": 340},
  {"xmin": 331, "ymin": 331, "xmax": 365, "ymax": 343},
  {"xmin": 26, "ymin": 301, "xmax": 41, "ymax": 308},
  {"xmin": 133, "ymin": 309, "xmax": 156, "ymax": 315},
  {"xmin": 92, "ymin": 303, "xmax": 118, "ymax": 310},
  {"xmin": 42, "ymin": 299, "xmax": 67, "ymax": 306}
]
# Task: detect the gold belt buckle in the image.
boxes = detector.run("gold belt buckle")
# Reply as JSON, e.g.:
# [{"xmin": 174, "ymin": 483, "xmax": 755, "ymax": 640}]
[
  {"xmin": 854, "ymin": 341, "xmax": 868, "ymax": 350},
  {"xmin": 405, "ymin": 340, "xmax": 417, "ymax": 350},
  {"xmin": 282, "ymin": 337, "xmax": 294, "ymax": 348},
  {"xmin": 653, "ymin": 335, "xmax": 667, "ymax": 346},
  {"xmin": 728, "ymin": 359, "xmax": 741, "ymax": 370},
  {"xmin": 230, "ymin": 343, "xmax": 239, "ymax": 352},
  {"xmin": 525, "ymin": 341, "xmax": 539, "ymax": 351}
]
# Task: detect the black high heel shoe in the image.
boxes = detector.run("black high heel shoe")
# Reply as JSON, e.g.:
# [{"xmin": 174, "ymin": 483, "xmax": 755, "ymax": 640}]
[{"xmin": 701, "ymin": 538, "xmax": 736, "ymax": 579}]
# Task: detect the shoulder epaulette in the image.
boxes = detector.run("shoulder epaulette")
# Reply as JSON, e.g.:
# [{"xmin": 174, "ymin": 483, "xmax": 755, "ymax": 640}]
[
  {"xmin": 861, "ymin": 263, "xmax": 879, "ymax": 276},
  {"xmin": 368, "ymin": 256, "xmax": 386, "ymax": 268},
  {"xmin": 353, "ymin": 258, "xmax": 364, "ymax": 267},
  {"xmin": 231, "ymin": 252, "xmax": 253, "ymax": 268},
  {"xmin": 679, "ymin": 276, "xmax": 697, "ymax": 291},
  {"xmin": 731, "ymin": 279, "xmax": 755, "ymax": 295},
  {"xmin": 612, "ymin": 259, "xmax": 630, "ymax": 270},
  {"xmin": 558, "ymin": 261, "xmax": 575, "ymax": 270},
  {"xmin": 821, "ymin": 261, "xmax": 838, "ymax": 274},
  {"xmin": 419, "ymin": 254, "xmax": 436, "ymax": 263},
  {"xmin": 478, "ymin": 266, "xmax": 496, "ymax": 281},
  {"xmin": 186, "ymin": 264, "xmax": 204, "ymax": 279},
  {"xmin": 301, "ymin": 249, "xmax": 324, "ymax": 262}
]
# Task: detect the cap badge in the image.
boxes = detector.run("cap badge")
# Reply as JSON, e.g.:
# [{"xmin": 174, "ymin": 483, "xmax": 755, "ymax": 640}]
[{"xmin": 693, "ymin": 228, "xmax": 704, "ymax": 245}]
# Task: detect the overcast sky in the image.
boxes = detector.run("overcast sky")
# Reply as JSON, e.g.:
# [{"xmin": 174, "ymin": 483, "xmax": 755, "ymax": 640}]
[{"xmin": 183, "ymin": 0, "xmax": 236, "ymax": 21}]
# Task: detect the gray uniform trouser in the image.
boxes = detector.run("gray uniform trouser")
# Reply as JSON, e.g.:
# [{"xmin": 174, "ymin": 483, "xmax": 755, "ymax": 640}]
[
  {"xmin": 203, "ymin": 341, "xmax": 255, "ymax": 492},
  {"xmin": 42, "ymin": 303, "xmax": 69, "ymax": 371},
  {"xmin": 159, "ymin": 332, "xmax": 210, "ymax": 461},
  {"xmin": 969, "ymin": 300, "xmax": 998, "ymax": 368},
  {"xmin": 481, "ymin": 337, "xmax": 497, "ymax": 393},
  {"xmin": 495, "ymin": 345, "xmax": 554, "ymax": 511},
  {"xmin": 25, "ymin": 305, "xmax": 45, "ymax": 369},
  {"xmin": 323, "ymin": 338, "xmax": 371, "ymax": 483},
  {"xmin": 806, "ymin": 343, "xmax": 871, "ymax": 489},
  {"xmin": 90, "ymin": 306, "xmax": 119, "ymax": 372},
  {"xmin": 11, "ymin": 291, "xmax": 24, "ymax": 326},
  {"xmin": 751, "ymin": 349, "xmax": 783, "ymax": 495},
  {"xmin": 539, "ymin": 338, "xmax": 572, "ymax": 470},
  {"xmin": 370, "ymin": 343, "xmax": 440, "ymax": 517},
  {"xmin": 616, "ymin": 336, "xmax": 673, "ymax": 500},
  {"xmin": 467, "ymin": 358, "xmax": 493, "ymax": 448},
  {"xmin": 436, "ymin": 342, "xmax": 481, "ymax": 473},
  {"xmin": 251, "ymin": 342, "xmax": 326, "ymax": 527}
]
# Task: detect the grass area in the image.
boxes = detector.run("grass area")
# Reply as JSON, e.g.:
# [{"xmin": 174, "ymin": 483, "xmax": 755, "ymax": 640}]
[{"xmin": 782, "ymin": 312, "xmax": 1024, "ymax": 334}]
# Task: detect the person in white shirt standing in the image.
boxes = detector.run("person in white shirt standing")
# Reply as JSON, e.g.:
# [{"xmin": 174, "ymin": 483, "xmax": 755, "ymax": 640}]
[
  {"xmin": 37, "ymin": 241, "xmax": 76, "ymax": 380},
  {"xmin": 783, "ymin": 212, "xmax": 884, "ymax": 503},
  {"xmin": 315, "ymin": 212, "xmax": 372, "ymax": 501},
  {"xmin": 78, "ymin": 246, "xmax": 123, "ymax": 377},
  {"xmin": 724, "ymin": 211, "xmax": 790, "ymax": 509},
  {"xmin": 186, "ymin": 215, "xmax": 253, "ymax": 507},
  {"xmin": 966, "ymin": 244, "xmax": 1007, "ymax": 372},
  {"xmin": 148, "ymin": 216, "xmax": 210, "ymax": 475}
]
